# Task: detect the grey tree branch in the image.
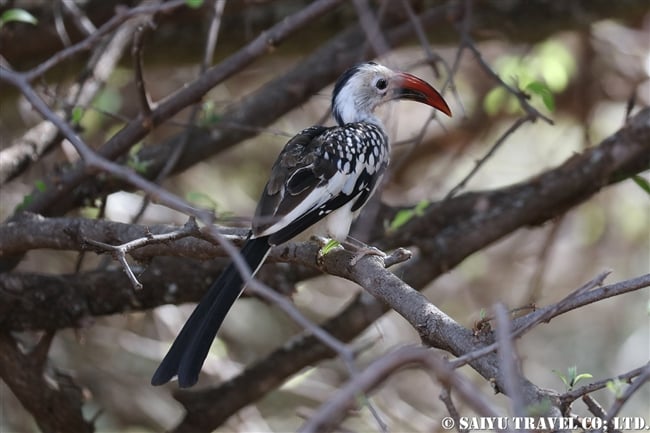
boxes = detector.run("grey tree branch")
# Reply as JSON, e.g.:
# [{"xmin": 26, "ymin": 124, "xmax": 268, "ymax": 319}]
[
  {"xmin": 9, "ymin": 0, "xmax": 345, "ymax": 221},
  {"xmin": 1, "ymin": 107, "xmax": 648, "ymax": 334},
  {"xmin": 0, "ymin": 332, "xmax": 93, "ymax": 433},
  {"xmin": 299, "ymin": 346, "xmax": 505, "ymax": 433},
  {"xmin": 167, "ymin": 107, "xmax": 649, "ymax": 431},
  {"xmin": 0, "ymin": 11, "xmax": 147, "ymax": 184},
  {"xmin": 1, "ymin": 2, "xmax": 648, "ymax": 432}
]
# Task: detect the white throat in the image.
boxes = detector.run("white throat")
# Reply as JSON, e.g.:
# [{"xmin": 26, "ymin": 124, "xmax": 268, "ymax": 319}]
[{"xmin": 333, "ymin": 76, "xmax": 383, "ymax": 127}]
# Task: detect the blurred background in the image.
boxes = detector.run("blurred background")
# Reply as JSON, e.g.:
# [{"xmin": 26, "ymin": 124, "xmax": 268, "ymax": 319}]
[{"xmin": 1, "ymin": 1, "xmax": 648, "ymax": 431}]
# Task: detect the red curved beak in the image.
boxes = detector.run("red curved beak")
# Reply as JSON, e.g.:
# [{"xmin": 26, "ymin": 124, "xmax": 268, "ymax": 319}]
[{"xmin": 393, "ymin": 72, "xmax": 452, "ymax": 117}]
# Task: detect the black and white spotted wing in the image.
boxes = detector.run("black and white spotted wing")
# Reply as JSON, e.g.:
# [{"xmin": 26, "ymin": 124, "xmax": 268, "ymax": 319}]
[{"xmin": 252, "ymin": 123, "xmax": 389, "ymax": 245}]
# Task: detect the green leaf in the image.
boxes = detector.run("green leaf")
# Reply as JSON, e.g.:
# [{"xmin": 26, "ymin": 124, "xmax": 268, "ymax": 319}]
[
  {"xmin": 389, "ymin": 209, "xmax": 414, "ymax": 231},
  {"xmin": 34, "ymin": 180, "xmax": 47, "ymax": 192},
  {"xmin": 199, "ymin": 100, "xmax": 221, "ymax": 127},
  {"xmin": 186, "ymin": 191, "xmax": 218, "ymax": 210},
  {"xmin": 525, "ymin": 81, "xmax": 555, "ymax": 112},
  {"xmin": 631, "ymin": 175, "xmax": 650, "ymax": 195},
  {"xmin": 185, "ymin": 0, "xmax": 204, "ymax": 8},
  {"xmin": 413, "ymin": 199, "xmax": 429, "ymax": 215},
  {"xmin": 483, "ymin": 87, "xmax": 509, "ymax": 116},
  {"xmin": 572, "ymin": 373, "xmax": 593, "ymax": 386},
  {"xmin": 71, "ymin": 106, "xmax": 85, "ymax": 125},
  {"xmin": 126, "ymin": 144, "xmax": 151, "ymax": 174},
  {"xmin": 389, "ymin": 200, "xmax": 430, "ymax": 231},
  {"xmin": 554, "ymin": 366, "xmax": 592, "ymax": 389},
  {"xmin": 0, "ymin": 8, "xmax": 38, "ymax": 29},
  {"xmin": 606, "ymin": 378, "xmax": 625, "ymax": 399},
  {"xmin": 552, "ymin": 370, "xmax": 570, "ymax": 389},
  {"xmin": 15, "ymin": 194, "xmax": 33, "ymax": 212},
  {"xmin": 320, "ymin": 239, "xmax": 341, "ymax": 256}
]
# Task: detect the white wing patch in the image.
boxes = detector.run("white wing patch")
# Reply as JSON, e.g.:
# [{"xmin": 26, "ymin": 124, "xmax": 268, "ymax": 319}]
[{"xmin": 255, "ymin": 171, "xmax": 352, "ymax": 238}]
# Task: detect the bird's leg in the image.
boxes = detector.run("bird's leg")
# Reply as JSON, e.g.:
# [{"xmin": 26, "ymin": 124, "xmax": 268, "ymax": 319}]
[{"xmin": 343, "ymin": 236, "xmax": 387, "ymax": 266}]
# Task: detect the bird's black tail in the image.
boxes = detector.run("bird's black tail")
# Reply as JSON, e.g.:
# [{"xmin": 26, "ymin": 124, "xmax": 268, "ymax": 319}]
[{"xmin": 151, "ymin": 236, "xmax": 271, "ymax": 387}]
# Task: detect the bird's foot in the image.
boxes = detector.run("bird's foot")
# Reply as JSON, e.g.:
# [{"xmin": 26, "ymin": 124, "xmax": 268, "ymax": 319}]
[
  {"xmin": 349, "ymin": 245, "xmax": 386, "ymax": 266},
  {"xmin": 344, "ymin": 237, "xmax": 412, "ymax": 267},
  {"xmin": 341, "ymin": 236, "xmax": 387, "ymax": 266}
]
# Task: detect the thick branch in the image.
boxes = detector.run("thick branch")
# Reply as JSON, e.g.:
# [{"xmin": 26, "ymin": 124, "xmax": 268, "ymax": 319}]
[
  {"xmin": 0, "ymin": 332, "xmax": 93, "ymax": 433},
  {"xmin": 11, "ymin": 0, "xmax": 345, "ymax": 220},
  {"xmin": 1, "ymin": 107, "xmax": 648, "ymax": 332},
  {"xmin": 172, "ymin": 108, "xmax": 648, "ymax": 430},
  {"xmin": 3, "ymin": 0, "xmax": 648, "ymax": 66},
  {"xmin": 379, "ymin": 106, "xmax": 650, "ymax": 274}
]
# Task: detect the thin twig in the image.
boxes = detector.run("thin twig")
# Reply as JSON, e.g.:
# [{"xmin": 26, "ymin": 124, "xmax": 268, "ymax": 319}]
[
  {"xmin": 352, "ymin": 0, "xmax": 391, "ymax": 57},
  {"xmin": 24, "ymin": 0, "xmax": 187, "ymax": 81},
  {"xmin": 523, "ymin": 217, "xmax": 564, "ymax": 304},
  {"xmin": 494, "ymin": 303, "xmax": 527, "ymax": 420},
  {"xmin": 461, "ymin": 36, "xmax": 554, "ymax": 125},
  {"xmin": 452, "ymin": 270, "xmax": 615, "ymax": 368},
  {"xmin": 61, "ymin": 0, "xmax": 97, "ymax": 35},
  {"xmin": 445, "ymin": 114, "xmax": 533, "ymax": 199},
  {"xmin": 132, "ymin": 0, "xmax": 227, "ymax": 223},
  {"xmin": 82, "ymin": 217, "xmax": 202, "ymax": 289},
  {"xmin": 604, "ymin": 363, "xmax": 650, "ymax": 425},
  {"xmin": 560, "ymin": 363, "xmax": 649, "ymax": 408},
  {"xmin": 0, "ymin": 65, "xmax": 211, "ymax": 222},
  {"xmin": 132, "ymin": 22, "xmax": 154, "ymax": 117},
  {"xmin": 439, "ymin": 388, "xmax": 468, "ymax": 433},
  {"xmin": 300, "ymin": 346, "xmax": 506, "ymax": 433}
]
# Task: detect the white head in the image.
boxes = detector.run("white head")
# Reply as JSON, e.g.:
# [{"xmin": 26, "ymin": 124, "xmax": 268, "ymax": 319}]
[{"xmin": 331, "ymin": 62, "xmax": 451, "ymax": 126}]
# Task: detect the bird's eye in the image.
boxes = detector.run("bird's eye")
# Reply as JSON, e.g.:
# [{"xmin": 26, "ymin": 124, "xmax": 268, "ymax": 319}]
[{"xmin": 375, "ymin": 78, "xmax": 387, "ymax": 90}]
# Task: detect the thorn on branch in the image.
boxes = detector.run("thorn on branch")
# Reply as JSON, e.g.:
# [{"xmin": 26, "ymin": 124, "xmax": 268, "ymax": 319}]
[
  {"xmin": 383, "ymin": 247, "xmax": 412, "ymax": 268},
  {"xmin": 132, "ymin": 21, "xmax": 155, "ymax": 118},
  {"xmin": 81, "ymin": 216, "xmax": 203, "ymax": 290}
]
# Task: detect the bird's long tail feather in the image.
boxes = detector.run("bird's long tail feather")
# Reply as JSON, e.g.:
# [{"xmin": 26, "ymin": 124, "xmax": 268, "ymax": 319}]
[{"xmin": 151, "ymin": 236, "xmax": 271, "ymax": 387}]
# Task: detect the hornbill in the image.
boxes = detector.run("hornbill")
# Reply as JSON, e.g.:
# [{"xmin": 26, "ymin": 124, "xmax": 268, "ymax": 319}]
[{"xmin": 152, "ymin": 62, "xmax": 451, "ymax": 387}]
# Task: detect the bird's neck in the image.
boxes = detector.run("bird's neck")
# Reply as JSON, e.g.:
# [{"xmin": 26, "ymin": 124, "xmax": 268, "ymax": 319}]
[
  {"xmin": 333, "ymin": 106, "xmax": 384, "ymax": 130},
  {"xmin": 332, "ymin": 88, "xmax": 385, "ymax": 129}
]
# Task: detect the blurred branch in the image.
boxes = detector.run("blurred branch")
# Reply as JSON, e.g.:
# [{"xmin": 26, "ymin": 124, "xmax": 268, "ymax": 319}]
[
  {"xmin": 2, "ymin": 107, "xmax": 648, "ymax": 331},
  {"xmin": 603, "ymin": 363, "xmax": 650, "ymax": 424},
  {"xmin": 493, "ymin": 303, "xmax": 525, "ymax": 418},
  {"xmin": 169, "ymin": 107, "xmax": 650, "ymax": 431},
  {"xmin": 9, "ymin": 0, "xmax": 345, "ymax": 222},
  {"xmin": 4, "ymin": 0, "xmax": 648, "ymax": 66},
  {"xmin": 131, "ymin": 0, "xmax": 227, "ymax": 223},
  {"xmin": 10, "ymin": 2, "xmax": 441, "ymax": 222},
  {"xmin": 131, "ymin": 21, "xmax": 154, "ymax": 118},
  {"xmin": 0, "ymin": 256, "xmax": 222, "ymax": 331},
  {"xmin": 0, "ymin": 63, "xmax": 213, "ymax": 224},
  {"xmin": 299, "ymin": 346, "xmax": 504, "ymax": 433},
  {"xmin": 23, "ymin": 1, "xmax": 186, "ymax": 81},
  {"xmin": 560, "ymin": 363, "xmax": 649, "ymax": 412},
  {"xmin": 0, "ymin": 332, "xmax": 93, "ymax": 432},
  {"xmin": 61, "ymin": 0, "xmax": 97, "ymax": 36},
  {"xmin": 444, "ymin": 114, "xmax": 533, "ymax": 199},
  {"xmin": 0, "ymin": 11, "xmax": 145, "ymax": 184}
]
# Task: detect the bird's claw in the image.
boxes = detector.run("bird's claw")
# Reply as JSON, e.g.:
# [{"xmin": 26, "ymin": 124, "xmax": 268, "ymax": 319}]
[{"xmin": 349, "ymin": 245, "xmax": 386, "ymax": 266}]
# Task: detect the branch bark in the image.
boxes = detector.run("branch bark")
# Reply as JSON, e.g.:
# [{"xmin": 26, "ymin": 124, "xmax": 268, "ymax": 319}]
[
  {"xmin": 0, "ymin": 105, "xmax": 624, "ymax": 430},
  {"xmin": 1, "ymin": 107, "xmax": 648, "ymax": 334},
  {"xmin": 0, "ymin": 332, "xmax": 93, "ymax": 433}
]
